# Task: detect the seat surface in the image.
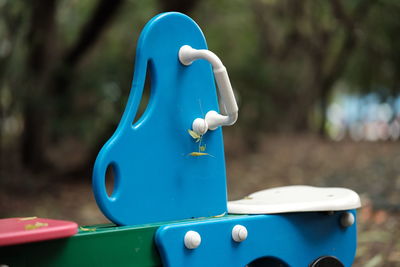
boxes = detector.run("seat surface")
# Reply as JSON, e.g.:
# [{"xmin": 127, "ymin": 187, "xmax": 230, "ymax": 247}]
[
  {"xmin": 228, "ymin": 185, "xmax": 361, "ymax": 214},
  {"xmin": 0, "ymin": 217, "xmax": 78, "ymax": 246}
]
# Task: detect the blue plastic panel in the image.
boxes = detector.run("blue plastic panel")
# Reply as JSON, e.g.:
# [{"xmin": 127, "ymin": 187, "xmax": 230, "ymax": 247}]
[
  {"xmin": 156, "ymin": 211, "xmax": 357, "ymax": 267},
  {"xmin": 92, "ymin": 12, "xmax": 228, "ymax": 226}
]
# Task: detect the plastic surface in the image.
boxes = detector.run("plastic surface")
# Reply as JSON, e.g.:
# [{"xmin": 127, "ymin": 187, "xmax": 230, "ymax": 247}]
[
  {"xmin": 92, "ymin": 12, "xmax": 228, "ymax": 226},
  {"xmin": 228, "ymin": 185, "xmax": 361, "ymax": 214},
  {"xmin": 155, "ymin": 211, "xmax": 358, "ymax": 267},
  {"xmin": 0, "ymin": 222, "xmax": 163, "ymax": 267},
  {"xmin": 0, "ymin": 217, "xmax": 77, "ymax": 246}
]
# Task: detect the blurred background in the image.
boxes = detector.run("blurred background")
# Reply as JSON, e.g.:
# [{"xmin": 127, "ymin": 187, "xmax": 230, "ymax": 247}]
[{"xmin": 1, "ymin": 0, "xmax": 400, "ymax": 265}]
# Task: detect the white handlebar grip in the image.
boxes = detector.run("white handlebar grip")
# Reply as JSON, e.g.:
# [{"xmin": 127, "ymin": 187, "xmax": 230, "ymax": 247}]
[{"xmin": 179, "ymin": 45, "xmax": 239, "ymax": 135}]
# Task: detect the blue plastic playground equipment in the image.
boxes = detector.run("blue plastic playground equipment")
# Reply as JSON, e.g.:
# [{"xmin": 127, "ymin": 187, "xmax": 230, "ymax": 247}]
[{"xmin": 0, "ymin": 12, "xmax": 361, "ymax": 267}]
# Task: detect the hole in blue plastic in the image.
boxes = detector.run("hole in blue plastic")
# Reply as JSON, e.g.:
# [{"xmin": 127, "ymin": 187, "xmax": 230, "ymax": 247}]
[
  {"xmin": 105, "ymin": 164, "xmax": 118, "ymax": 197},
  {"xmin": 247, "ymin": 256, "xmax": 289, "ymax": 267},
  {"xmin": 310, "ymin": 256, "xmax": 344, "ymax": 267},
  {"xmin": 132, "ymin": 61, "xmax": 153, "ymax": 125}
]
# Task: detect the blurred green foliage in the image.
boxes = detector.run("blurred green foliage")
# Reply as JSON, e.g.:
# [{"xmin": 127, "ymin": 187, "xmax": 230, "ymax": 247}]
[{"xmin": 0, "ymin": 0, "xmax": 399, "ymax": 171}]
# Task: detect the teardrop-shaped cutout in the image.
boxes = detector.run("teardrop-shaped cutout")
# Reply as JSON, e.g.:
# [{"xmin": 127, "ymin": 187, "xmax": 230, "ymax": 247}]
[
  {"xmin": 132, "ymin": 61, "xmax": 153, "ymax": 125},
  {"xmin": 106, "ymin": 164, "xmax": 117, "ymax": 197}
]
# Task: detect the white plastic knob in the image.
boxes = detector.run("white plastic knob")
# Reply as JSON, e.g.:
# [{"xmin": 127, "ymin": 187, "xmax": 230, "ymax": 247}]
[
  {"xmin": 179, "ymin": 45, "xmax": 196, "ymax": 66},
  {"xmin": 184, "ymin": 230, "xmax": 201, "ymax": 249},
  {"xmin": 232, "ymin": 225, "xmax": 248, "ymax": 242},
  {"xmin": 192, "ymin": 118, "xmax": 208, "ymax": 135},
  {"xmin": 340, "ymin": 212, "xmax": 355, "ymax": 227}
]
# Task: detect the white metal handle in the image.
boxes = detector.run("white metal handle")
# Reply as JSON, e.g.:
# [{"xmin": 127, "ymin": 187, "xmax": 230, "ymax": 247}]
[{"xmin": 179, "ymin": 45, "xmax": 239, "ymax": 135}]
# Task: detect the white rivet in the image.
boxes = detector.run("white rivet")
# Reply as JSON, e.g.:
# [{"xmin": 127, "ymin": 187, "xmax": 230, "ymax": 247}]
[
  {"xmin": 179, "ymin": 45, "xmax": 195, "ymax": 66},
  {"xmin": 340, "ymin": 212, "xmax": 355, "ymax": 227},
  {"xmin": 232, "ymin": 225, "xmax": 248, "ymax": 242},
  {"xmin": 192, "ymin": 118, "xmax": 208, "ymax": 135},
  {"xmin": 184, "ymin": 230, "xmax": 201, "ymax": 249}
]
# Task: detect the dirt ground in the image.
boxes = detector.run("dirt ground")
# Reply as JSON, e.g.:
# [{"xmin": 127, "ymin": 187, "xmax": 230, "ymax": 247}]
[{"xmin": 1, "ymin": 134, "xmax": 399, "ymax": 266}]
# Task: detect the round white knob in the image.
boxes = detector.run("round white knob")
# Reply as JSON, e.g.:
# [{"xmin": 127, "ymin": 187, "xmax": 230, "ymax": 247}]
[
  {"xmin": 179, "ymin": 45, "xmax": 195, "ymax": 66},
  {"xmin": 340, "ymin": 212, "xmax": 355, "ymax": 227},
  {"xmin": 192, "ymin": 118, "xmax": 208, "ymax": 135},
  {"xmin": 184, "ymin": 230, "xmax": 201, "ymax": 249},
  {"xmin": 232, "ymin": 225, "xmax": 248, "ymax": 242}
]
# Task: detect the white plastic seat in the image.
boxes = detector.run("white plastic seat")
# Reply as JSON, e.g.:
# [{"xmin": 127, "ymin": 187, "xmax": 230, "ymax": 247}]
[{"xmin": 228, "ymin": 185, "xmax": 361, "ymax": 214}]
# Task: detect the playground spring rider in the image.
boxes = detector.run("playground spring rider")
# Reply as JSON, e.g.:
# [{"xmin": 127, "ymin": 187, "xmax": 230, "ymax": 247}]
[{"xmin": 0, "ymin": 12, "xmax": 361, "ymax": 266}]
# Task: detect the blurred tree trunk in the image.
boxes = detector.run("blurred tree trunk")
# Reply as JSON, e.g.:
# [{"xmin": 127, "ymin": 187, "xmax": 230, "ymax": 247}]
[
  {"xmin": 251, "ymin": 0, "xmax": 373, "ymax": 137},
  {"xmin": 22, "ymin": 0, "xmax": 125, "ymax": 170},
  {"xmin": 51, "ymin": 0, "xmax": 125, "ymax": 129},
  {"xmin": 316, "ymin": 0, "xmax": 373, "ymax": 136},
  {"xmin": 23, "ymin": 0, "xmax": 202, "ymax": 173},
  {"xmin": 23, "ymin": 0, "xmax": 57, "ymax": 170}
]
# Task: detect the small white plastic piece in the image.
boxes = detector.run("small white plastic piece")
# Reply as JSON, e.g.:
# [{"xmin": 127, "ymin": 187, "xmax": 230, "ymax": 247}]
[
  {"xmin": 340, "ymin": 212, "xmax": 355, "ymax": 227},
  {"xmin": 192, "ymin": 118, "xmax": 208, "ymax": 135},
  {"xmin": 179, "ymin": 45, "xmax": 239, "ymax": 135},
  {"xmin": 184, "ymin": 230, "xmax": 201, "ymax": 249},
  {"xmin": 232, "ymin": 225, "xmax": 248, "ymax": 242}
]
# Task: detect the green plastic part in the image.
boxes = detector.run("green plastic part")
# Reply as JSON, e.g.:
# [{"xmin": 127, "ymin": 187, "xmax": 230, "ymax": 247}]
[
  {"xmin": 0, "ymin": 215, "xmax": 242, "ymax": 266},
  {"xmin": 0, "ymin": 222, "xmax": 162, "ymax": 267}
]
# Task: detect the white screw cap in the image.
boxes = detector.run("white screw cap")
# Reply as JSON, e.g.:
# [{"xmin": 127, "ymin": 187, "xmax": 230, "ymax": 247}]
[
  {"xmin": 232, "ymin": 225, "xmax": 248, "ymax": 242},
  {"xmin": 184, "ymin": 230, "xmax": 201, "ymax": 249},
  {"xmin": 178, "ymin": 45, "xmax": 195, "ymax": 66},
  {"xmin": 340, "ymin": 212, "xmax": 355, "ymax": 227},
  {"xmin": 192, "ymin": 118, "xmax": 208, "ymax": 135}
]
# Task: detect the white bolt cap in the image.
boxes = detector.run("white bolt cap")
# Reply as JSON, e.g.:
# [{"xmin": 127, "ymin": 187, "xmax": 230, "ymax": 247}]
[
  {"xmin": 192, "ymin": 118, "xmax": 208, "ymax": 135},
  {"xmin": 179, "ymin": 45, "xmax": 195, "ymax": 66},
  {"xmin": 232, "ymin": 225, "xmax": 248, "ymax": 242},
  {"xmin": 184, "ymin": 230, "xmax": 201, "ymax": 249},
  {"xmin": 340, "ymin": 212, "xmax": 355, "ymax": 227}
]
